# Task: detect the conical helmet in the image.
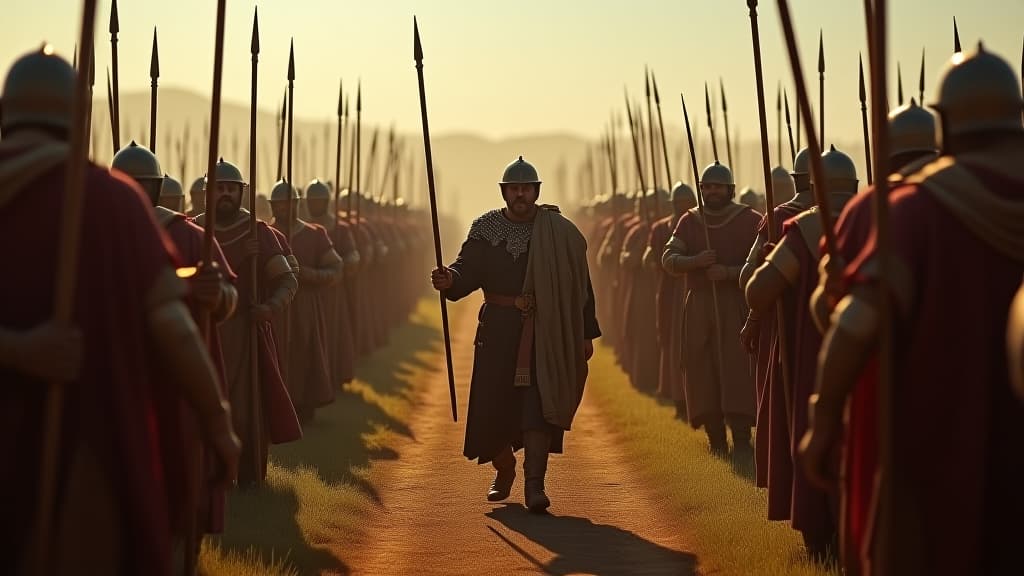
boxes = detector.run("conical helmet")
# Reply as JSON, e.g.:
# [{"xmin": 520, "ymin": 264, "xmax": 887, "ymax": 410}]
[
  {"xmin": 671, "ymin": 181, "xmax": 695, "ymax": 203},
  {"xmin": 111, "ymin": 140, "xmax": 162, "ymax": 182},
  {"xmin": 1, "ymin": 45, "xmax": 75, "ymax": 132},
  {"xmin": 933, "ymin": 43, "xmax": 1024, "ymax": 137},
  {"xmin": 189, "ymin": 176, "xmax": 205, "ymax": 196},
  {"xmin": 270, "ymin": 179, "xmax": 299, "ymax": 201},
  {"xmin": 791, "ymin": 147, "xmax": 810, "ymax": 176},
  {"xmin": 206, "ymin": 157, "xmax": 244, "ymax": 185},
  {"xmin": 161, "ymin": 174, "xmax": 183, "ymax": 198},
  {"xmin": 888, "ymin": 98, "xmax": 937, "ymax": 157},
  {"xmin": 738, "ymin": 187, "xmax": 763, "ymax": 210},
  {"xmin": 306, "ymin": 178, "xmax": 330, "ymax": 200},
  {"xmin": 771, "ymin": 166, "xmax": 796, "ymax": 203},
  {"xmin": 820, "ymin": 145, "xmax": 858, "ymax": 194},
  {"xmin": 499, "ymin": 155, "xmax": 542, "ymax": 185},
  {"xmin": 700, "ymin": 161, "xmax": 734, "ymax": 186}
]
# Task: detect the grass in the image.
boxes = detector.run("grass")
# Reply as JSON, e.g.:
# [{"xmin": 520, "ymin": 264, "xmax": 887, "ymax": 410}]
[
  {"xmin": 585, "ymin": 342, "xmax": 838, "ymax": 576},
  {"xmin": 199, "ymin": 299, "xmax": 453, "ymax": 576}
]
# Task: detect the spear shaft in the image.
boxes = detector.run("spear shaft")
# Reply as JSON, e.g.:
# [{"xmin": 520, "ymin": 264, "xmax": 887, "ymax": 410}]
[
  {"xmin": 645, "ymin": 70, "xmax": 664, "ymax": 216},
  {"xmin": 784, "ymin": 90, "xmax": 796, "ymax": 162},
  {"xmin": 652, "ymin": 73, "xmax": 673, "ymax": 190},
  {"xmin": 106, "ymin": 67, "xmax": 116, "ymax": 155},
  {"xmin": 624, "ymin": 92, "xmax": 649, "ymax": 220},
  {"xmin": 413, "ymin": 18, "xmax": 457, "ymax": 422},
  {"xmin": 110, "ymin": 0, "xmax": 120, "ymax": 150},
  {"xmin": 245, "ymin": 6, "xmax": 262, "ymax": 500},
  {"xmin": 721, "ymin": 79, "xmax": 735, "ymax": 169},
  {"xmin": 704, "ymin": 83, "xmax": 720, "ymax": 163},
  {"xmin": 354, "ymin": 84, "xmax": 362, "ymax": 231},
  {"xmin": 818, "ymin": 31, "xmax": 825, "ymax": 146},
  {"xmin": 860, "ymin": 54, "xmax": 874, "ymax": 185},
  {"xmin": 32, "ymin": 4, "xmax": 97, "ymax": 574},
  {"xmin": 286, "ymin": 40, "xmax": 295, "ymax": 244},
  {"xmin": 276, "ymin": 89, "xmax": 285, "ymax": 181},
  {"xmin": 335, "ymin": 80, "xmax": 343, "ymax": 235}
]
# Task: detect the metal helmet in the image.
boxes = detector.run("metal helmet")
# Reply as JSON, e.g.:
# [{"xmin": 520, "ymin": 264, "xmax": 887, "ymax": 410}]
[
  {"xmin": 306, "ymin": 178, "xmax": 330, "ymax": 200},
  {"xmin": 1, "ymin": 45, "xmax": 75, "ymax": 132},
  {"xmin": 189, "ymin": 176, "xmax": 205, "ymax": 196},
  {"xmin": 499, "ymin": 155, "xmax": 542, "ymax": 185},
  {"xmin": 205, "ymin": 157, "xmax": 245, "ymax": 186},
  {"xmin": 888, "ymin": 98, "xmax": 937, "ymax": 157},
  {"xmin": 791, "ymin": 147, "xmax": 810, "ymax": 176},
  {"xmin": 160, "ymin": 174, "xmax": 183, "ymax": 198},
  {"xmin": 738, "ymin": 187, "xmax": 763, "ymax": 210},
  {"xmin": 771, "ymin": 165, "xmax": 796, "ymax": 203},
  {"xmin": 700, "ymin": 161, "xmax": 734, "ymax": 186},
  {"xmin": 270, "ymin": 179, "xmax": 299, "ymax": 202},
  {"xmin": 111, "ymin": 140, "xmax": 163, "ymax": 182},
  {"xmin": 671, "ymin": 181, "xmax": 695, "ymax": 203},
  {"xmin": 820, "ymin": 145, "xmax": 859, "ymax": 194},
  {"xmin": 933, "ymin": 43, "xmax": 1024, "ymax": 137}
]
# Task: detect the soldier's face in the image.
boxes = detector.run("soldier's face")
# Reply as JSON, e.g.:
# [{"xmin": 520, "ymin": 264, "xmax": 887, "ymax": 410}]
[
  {"xmin": 307, "ymin": 198, "xmax": 328, "ymax": 217},
  {"xmin": 214, "ymin": 182, "xmax": 243, "ymax": 215},
  {"xmin": 502, "ymin": 183, "xmax": 538, "ymax": 219},
  {"xmin": 700, "ymin": 183, "xmax": 732, "ymax": 210},
  {"xmin": 270, "ymin": 199, "xmax": 296, "ymax": 224}
]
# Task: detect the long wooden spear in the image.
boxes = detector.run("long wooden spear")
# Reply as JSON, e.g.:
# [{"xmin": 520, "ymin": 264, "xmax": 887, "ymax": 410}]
[
  {"xmin": 651, "ymin": 72, "xmax": 673, "ymax": 191},
  {"xmin": 149, "ymin": 28, "xmax": 159, "ymax": 153},
  {"xmin": 109, "ymin": 0, "xmax": 120, "ymax": 151},
  {"xmin": 704, "ymin": 83, "xmax": 720, "ymax": 163},
  {"xmin": 818, "ymin": 31, "xmax": 825, "ymax": 146},
  {"xmin": 920, "ymin": 49, "xmax": 927, "ymax": 105},
  {"xmin": 354, "ymin": 83, "xmax": 362, "ymax": 230},
  {"xmin": 680, "ymin": 92, "xmax": 724, "ymax": 395},
  {"xmin": 200, "ymin": 0, "xmax": 227, "ymax": 322},
  {"xmin": 245, "ymin": 4, "xmax": 262, "ymax": 496},
  {"xmin": 334, "ymin": 79, "xmax": 343, "ymax": 235},
  {"xmin": 721, "ymin": 78, "xmax": 735, "ymax": 170},
  {"xmin": 776, "ymin": 83, "xmax": 782, "ymax": 164},
  {"xmin": 32, "ymin": 4, "xmax": 98, "ymax": 574},
  {"xmin": 645, "ymin": 69, "xmax": 665, "ymax": 216},
  {"xmin": 897, "ymin": 62, "xmax": 904, "ymax": 106},
  {"xmin": 784, "ymin": 89, "xmax": 795, "ymax": 162},
  {"xmin": 276, "ymin": 88, "xmax": 285, "ymax": 181},
  {"xmin": 624, "ymin": 91, "xmax": 649, "ymax": 220},
  {"xmin": 106, "ymin": 67, "xmax": 116, "ymax": 155},
  {"xmin": 345, "ymin": 95, "xmax": 355, "ymax": 220},
  {"xmin": 413, "ymin": 18, "xmax": 458, "ymax": 422},
  {"xmin": 860, "ymin": 54, "xmax": 873, "ymax": 185},
  {"xmin": 954, "ymin": 17, "xmax": 962, "ymax": 53},
  {"xmin": 286, "ymin": 40, "xmax": 295, "ymax": 244}
]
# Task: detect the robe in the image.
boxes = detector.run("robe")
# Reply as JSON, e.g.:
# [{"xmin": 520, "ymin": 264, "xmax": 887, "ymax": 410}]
[
  {"xmin": 621, "ymin": 219, "xmax": 659, "ymax": 391},
  {"xmin": 308, "ymin": 214, "xmax": 357, "ymax": 384}
]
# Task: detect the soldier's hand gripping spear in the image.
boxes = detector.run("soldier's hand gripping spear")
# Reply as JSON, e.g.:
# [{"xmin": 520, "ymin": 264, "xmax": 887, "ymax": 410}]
[{"xmin": 414, "ymin": 18, "xmax": 458, "ymax": 422}]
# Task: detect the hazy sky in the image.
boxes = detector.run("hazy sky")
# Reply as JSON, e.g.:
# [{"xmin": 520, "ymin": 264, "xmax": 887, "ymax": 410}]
[{"xmin": 3, "ymin": 0, "xmax": 1023, "ymax": 145}]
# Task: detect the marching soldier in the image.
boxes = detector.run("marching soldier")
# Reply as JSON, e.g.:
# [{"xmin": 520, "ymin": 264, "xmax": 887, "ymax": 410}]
[
  {"xmin": 159, "ymin": 173, "xmax": 185, "ymax": 212},
  {"xmin": 620, "ymin": 189, "xmax": 661, "ymax": 391},
  {"xmin": 662, "ymin": 162, "xmax": 761, "ymax": 456},
  {"xmin": 187, "ymin": 176, "xmax": 205, "ymax": 217}
]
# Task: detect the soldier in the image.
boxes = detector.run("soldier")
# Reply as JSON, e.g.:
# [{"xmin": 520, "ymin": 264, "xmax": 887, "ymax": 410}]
[
  {"xmin": 159, "ymin": 173, "xmax": 185, "ymax": 212},
  {"xmin": 744, "ymin": 146, "xmax": 859, "ymax": 561},
  {"xmin": 620, "ymin": 189, "xmax": 661, "ymax": 391},
  {"xmin": 269, "ymin": 180, "xmax": 343, "ymax": 422},
  {"xmin": 430, "ymin": 156, "xmax": 600, "ymax": 513},
  {"xmin": 799, "ymin": 45, "xmax": 1024, "ymax": 574},
  {"xmin": 739, "ymin": 187, "xmax": 766, "ymax": 213},
  {"xmin": 0, "ymin": 47, "xmax": 239, "ymax": 574},
  {"xmin": 661, "ymin": 162, "xmax": 761, "ymax": 456},
  {"xmin": 195, "ymin": 160, "xmax": 302, "ymax": 486},
  {"xmin": 187, "ymin": 176, "xmax": 205, "ymax": 217},
  {"xmin": 644, "ymin": 183, "xmax": 697, "ymax": 417},
  {"xmin": 305, "ymin": 179, "xmax": 358, "ymax": 385}
]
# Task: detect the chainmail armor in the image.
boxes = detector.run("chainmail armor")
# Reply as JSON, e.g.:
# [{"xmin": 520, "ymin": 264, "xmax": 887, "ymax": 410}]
[{"xmin": 467, "ymin": 209, "xmax": 533, "ymax": 260}]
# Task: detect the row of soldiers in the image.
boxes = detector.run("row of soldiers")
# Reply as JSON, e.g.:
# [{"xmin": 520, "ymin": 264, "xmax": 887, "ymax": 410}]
[
  {"xmin": 1, "ymin": 46, "xmax": 433, "ymax": 575},
  {"xmin": 576, "ymin": 44, "xmax": 1024, "ymax": 573}
]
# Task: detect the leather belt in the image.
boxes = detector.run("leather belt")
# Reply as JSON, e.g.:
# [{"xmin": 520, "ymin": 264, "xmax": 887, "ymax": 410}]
[{"xmin": 484, "ymin": 292, "xmax": 535, "ymax": 387}]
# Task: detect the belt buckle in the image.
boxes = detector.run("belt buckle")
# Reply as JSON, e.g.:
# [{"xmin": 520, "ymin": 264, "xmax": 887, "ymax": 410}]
[{"xmin": 514, "ymin": 293, "xmax": 535, "ymax": 316}]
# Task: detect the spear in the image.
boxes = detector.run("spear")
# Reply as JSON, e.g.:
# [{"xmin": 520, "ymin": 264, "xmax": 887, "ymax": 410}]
[
  {"xmin": 276, "ymin": 88, "xmax": 285, "ymax": 181},
  {"xmin": 680, "ymin": 92, "xmax": 724, "ymax": 395},
  {"xmin": 413, "ymin": 18, "xmax": 458, "ymax": 422},
  {"xmin": 149, "ymin": 28, "xmax": 159, "ymax": 153},
  {"xmin": 109, "ymin": 0, "xmax": 120, "ymax": 151},
  {"xmin": 775, "ymin": 1, "xmax": 837, "ymax": 256},
  {"xmin": 776, "ymin": 82, "xmax": 782, "ymax": 164},
  {"xmin": 795, "ymin": 90, "xmax": 801, "ymax": 150},
  {"xmin": 651, "ymin": 72, "xmax": 674, "ymax": 191},
  {"xmin": 919, "ymin": 48, "xmax": 926, "ymax": 105},
  {"xmin": 624, "ymin": 91, "xmax": 649, "ymax": 220},
  {"xmin": 286, "ymin": 39, "xmax": 295, "ymax": 244},
  {"xmin": 704, "ymin": 83, "xmax": 720, "ymax": 163},
  {"xmin": 345, "ymin": 95, "xmax": 355, "ymax": 220},
  {"xmin": 201, "ymin": 0, "xmax": 227, "ymax": 314},
  {"xmin": 784, "ymin": 89, "xmax": 795, "ymax": 162},
  {"xmin": 106, "ymin": 67, "xmax": 116, "ymax": 154},
  {"xmin": 245, "ymin": 5, "xmax": 262, "ymax": 499},
  {"xmin": 335, "ymin": 79, "xmax": 343, "ymax": 235},
  {"xmin": 354, "ymin": 83, "xmax": 362, "ymax": 230},
  {"xmin": 644, "ymin": 69, "xmax": 664, "ymax": 216},
  {"xmin": 818, "ymin": 30, "xmax": 825, "ymax": 146},
  {"xmin": 860, "ymin": 54, "xmax": 873, "ymax": 185},
  {"xmin": 897, "ymin": 61, "xmax": 904, "ymax": 106},
  {"xmin": 32, "ymin": 3, "xmax": 98, "ymax": 573},
  {"xmin": 954, "ymin": 17, "xmax": 962, "ymax": 53},
  {"xmin": 721, "ymin": 78, "xmax": 735, "ymax": 170},
  {"xmin": 363, "ymin": 128, "xmax": 379, "ymax": 212}
]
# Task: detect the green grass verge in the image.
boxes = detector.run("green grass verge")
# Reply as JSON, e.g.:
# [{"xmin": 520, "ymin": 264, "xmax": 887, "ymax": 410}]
[
  {"xmin": 585, "ymin": 342, "xmax": 838, "ymax": 576},
  {"xmin": 199, "ymin": 299, "xmax": 451, "ymax": 575}
]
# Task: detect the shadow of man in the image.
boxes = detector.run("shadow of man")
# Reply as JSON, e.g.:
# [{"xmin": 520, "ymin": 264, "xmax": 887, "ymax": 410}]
[{"xmin": 485, "ymin": 505, "xmax": 697, "ymax": 575}]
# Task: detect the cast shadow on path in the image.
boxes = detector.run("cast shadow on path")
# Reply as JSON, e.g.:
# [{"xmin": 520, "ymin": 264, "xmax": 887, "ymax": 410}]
[{"xmin": 486, "ymin": 505, "xmax": 697, "ymax": 576}]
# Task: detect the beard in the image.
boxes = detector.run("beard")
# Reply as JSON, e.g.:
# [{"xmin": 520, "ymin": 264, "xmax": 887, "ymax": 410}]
[
  {"xmin": 215, "ymin": 196, "xmax": 240, "ymax": 222},
  {"xmin": 704, "ymin": 194, "xmax": 731, "ymax": 211}
]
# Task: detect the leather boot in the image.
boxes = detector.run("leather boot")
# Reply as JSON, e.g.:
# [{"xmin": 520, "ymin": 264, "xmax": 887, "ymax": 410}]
[
  {"xmin": 523, "ymin": 430, "xmax": 551, "ymax": 513},
  {"xmin": 487, "ymin": 446, "xmax": 516, "ymax": 502},
  {"xmin": 706, "ymin": 421, "xmax": 728, "ymax": 457}
]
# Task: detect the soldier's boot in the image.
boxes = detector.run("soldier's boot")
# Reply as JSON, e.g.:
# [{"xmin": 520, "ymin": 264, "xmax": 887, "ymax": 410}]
[
  {"xmin": 523, "ymin": 430, "xmax": 551, "ymax": 513},
  {"xmin": 731, "ymin": 426, "xmax": 753, "ymax": 458},
  {"xmin": 487, "ymin": 446, "xmax": 516, "ymax": 502},
  {"xmin": 706, "ymin": 421, "xmax": 728, "ymax": 457}
]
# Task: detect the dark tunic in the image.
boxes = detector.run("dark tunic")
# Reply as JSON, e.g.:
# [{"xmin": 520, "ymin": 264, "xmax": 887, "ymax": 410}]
[{"xmin": 445, "ymin": 209, "xmax": 601, "ymax": 464}]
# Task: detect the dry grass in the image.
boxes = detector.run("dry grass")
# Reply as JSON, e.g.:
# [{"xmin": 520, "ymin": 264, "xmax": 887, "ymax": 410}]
[
  {"xmin": 585, "ymin": 342, "xmax": 838, "ymax": 576},
  {"xmin": 199, "ymin": 299, "xmax": 450, "ymax": 575}
]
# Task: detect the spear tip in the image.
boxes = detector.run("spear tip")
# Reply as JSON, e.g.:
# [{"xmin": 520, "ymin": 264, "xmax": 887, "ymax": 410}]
[
  {"xmin": 357, "ymin": 81, "xmax": 362, "ymax": 111},
  {"xmin": 954, "ymin": 17, "xmax": 962, "ymax": 53},
  {"xmin": 645, "ymin": 67, "xmax": 650, "ymax": 98},
  {"xmin": 150, "ymin": 28, "xmax": 159, "ymax": 79},
  {"xmin": 858, "ymin": 53, "xmax": 866, "ymax": 102},
  {"xmin": 337, "ymin": 79, "xmax": 344, "ymax": 116},
  {"xmin": 784, "ymin": 88, "xmax": 791, "ymax": 121},
  {"xmin": 251, "ymin": 7, "xmax": 260, "ymax": 55},
  {"xmin": 897, "ymin": 62, "xmax": 904, "ymax": 105},
  {"xmin": 414, "ymin": 16, "xmax": 423, "ymax": 62},
  {"xmin": 818, "ymin": 30, "xmax": 825, "ymax": 73},
  {"xmin": 720, "ymin": 78, "xmax": 728, "ymax": 111},
  {"xmin": 651, "ymin": 70, "xmax": 660, "ymax": 103},
  {"xmin": 287, "ymin": 39, "xmax": 295, "ymax": 80},
  {"xmin": 110, "ymin": 0, "xmax": 119, "ymax": 34}
]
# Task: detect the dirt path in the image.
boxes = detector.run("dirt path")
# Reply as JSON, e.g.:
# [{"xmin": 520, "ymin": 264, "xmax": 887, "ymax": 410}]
[{"xmin": 346, "ymin": 300, "xmax": 698, "ymax": 575}]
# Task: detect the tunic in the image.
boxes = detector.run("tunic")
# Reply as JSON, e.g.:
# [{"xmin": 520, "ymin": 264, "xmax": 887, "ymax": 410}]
[
  {"xmin": 621, "ymin": 219, "xmax": 659, "ymax": 391},
  {"xmin": 307, "ymin": 214, "xmax": 358, "ymax": 384}
]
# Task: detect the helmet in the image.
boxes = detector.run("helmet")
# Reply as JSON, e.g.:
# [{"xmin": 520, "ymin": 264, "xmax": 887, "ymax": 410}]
[
  {"xmin": 111, "ymin": 141, "xmax": 162, "ymax": 182},
  {"xmin": 933, "ymin": 43, "xmax": 1024, "ymax": 137},
  {"xmin": 270, "ymin": 179, "xmax": 299, "ymax": 201},
  {"xmin": 820, "ymin": 145, "xmax": 858, "ymax": 194},
  {"xmin": 306, "ymin": 178, "xmax": 330, "ymax": 200},
  {"xmin": 499, "ymin": 155, "xmax": 542, "ymax": 185},
  {"xmin": 791, "ymin": 147, "xmax": 810, "ymax": 176},
  {"xmin": 738, "ymin": 187, "xmax": 763, "ymax": 210},
  {"xmin": 671, "ymin": 181, "xmax": 694, "ymax": 203},
  {"xmin": 1, "ymin": 45, "xmax": 75, "ymax": 132},
  {"xmin": 700, "ymin": 161, "xmax": 734, "ymax": 186},
  {"xmin": 771, "ymin": 165, "xmax": 796, "ymax": 203},
  {"xmin": 161, "ymin": 174, "xmax": 183, "ymax": 198},
  {"xmin": 205, "ymin": 158, "xmax": 245, "ymax": 186},
  {"xmin": 189, "ymin": 176, "xmax": 205, "ymax": 196},
  {"xmin": 888, "ymin": 98, "xmax": 937, "ymax": 157}
]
